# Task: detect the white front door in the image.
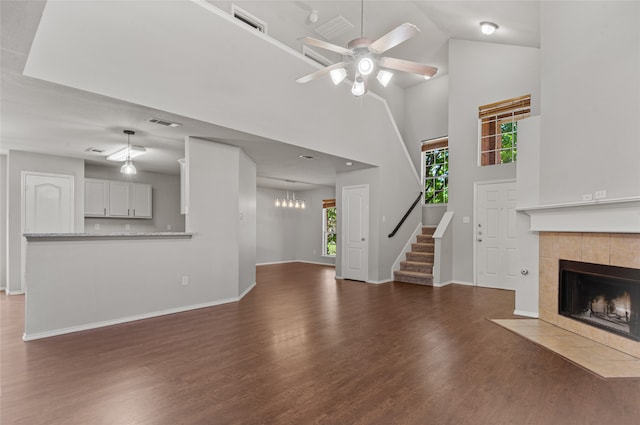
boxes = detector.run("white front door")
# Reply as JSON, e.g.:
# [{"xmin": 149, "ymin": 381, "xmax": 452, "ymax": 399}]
[
  {"xmin": 475, "ymin": 180, "xmax": 518, "ymax": 290},
  {"xmin": 342, "ymin": 185, "xmax": 369, "ymax": 282},
  {"xmin": 22, "ymin": 172, "xmax": 75, "ymax": 291}
]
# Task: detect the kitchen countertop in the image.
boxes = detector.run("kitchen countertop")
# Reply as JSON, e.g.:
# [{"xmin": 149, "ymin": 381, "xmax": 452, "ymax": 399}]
[{"xmin": 24, "ymin": 232, "xmax": 194, "ymax": 241}]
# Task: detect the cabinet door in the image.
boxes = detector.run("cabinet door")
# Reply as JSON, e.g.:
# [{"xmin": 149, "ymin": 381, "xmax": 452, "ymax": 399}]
[
  {"xmin": 131, "ymin": 183, "xmax": 152, "ymax": 218},
  {"xmin": 108, "ymin": 181, "xmax": 130, "ymax": 217},
  {"xmin": 85, "ymin": 179, "xmax": 108, "ymax": 216}
]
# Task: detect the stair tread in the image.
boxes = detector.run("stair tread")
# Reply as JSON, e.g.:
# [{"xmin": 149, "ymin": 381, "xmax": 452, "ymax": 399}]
[
  {"xmin": 401, "ymin": 260, "xmax": 433, "ymax": 266},
  {"xmin": 394, "ymin": 270, "xmax": 433, "ymax": 278}
]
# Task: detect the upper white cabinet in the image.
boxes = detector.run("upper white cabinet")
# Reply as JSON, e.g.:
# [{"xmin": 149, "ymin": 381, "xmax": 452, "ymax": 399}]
[
  {"xmin": 131, "ymin": 183, "xmax": 152, "ymax": 218},
  {"xmin": 85, "ymin": 178, "xmax": 152, "ymax": 219},
  {"xmin": 108, "ymin": 181, "xmax": 130, "ymax": 217},
  {"xmin": 85, "ymin": 179, "xmax": 108, "ymax": 217}
]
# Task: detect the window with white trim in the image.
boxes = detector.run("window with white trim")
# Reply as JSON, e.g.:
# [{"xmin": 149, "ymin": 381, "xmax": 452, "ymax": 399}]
[
  {"xmin": 322, "ymin": 199, "xmax": 336, "ymax": 257},
  {"xmin": 422, "ymin": 137, "xmax": 448, "ymax": 205},
  {"xmin": 478, "ymin": 94, "xmax": 531, "ymax": 166}
]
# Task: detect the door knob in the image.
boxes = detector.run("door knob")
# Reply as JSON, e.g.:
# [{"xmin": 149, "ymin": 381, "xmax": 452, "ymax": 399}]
[
  {"xmin": 361, "ymin": 237, "xmax": 366, "ymax": 241},
  {"xmin": 477, "ymin": 238, "xmax": 482, "ymax": 242}
]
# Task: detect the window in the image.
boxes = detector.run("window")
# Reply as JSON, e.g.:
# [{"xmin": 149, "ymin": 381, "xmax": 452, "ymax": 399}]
[
  {"xmin": 422, "ymin": 137, "xmax": 448, "ymax": 204},
  {"xmin": 479, "ymin": 94, "xmax": 530, "ymax": 166},
  {"xmin": 322, "ymin": 199, "xmax": 336, "ymax": 257}
]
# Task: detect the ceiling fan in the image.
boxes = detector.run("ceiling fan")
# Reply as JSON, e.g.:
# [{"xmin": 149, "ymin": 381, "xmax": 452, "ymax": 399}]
[{"xmin": 296, "ymin": 1, "xmax": 438, "ymax": 96}]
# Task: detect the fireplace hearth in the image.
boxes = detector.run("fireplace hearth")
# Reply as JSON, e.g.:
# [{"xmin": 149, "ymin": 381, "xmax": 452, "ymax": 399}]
[{"xmin": 559, "ymin": 260, "xmax": 640, "ymax": 341}]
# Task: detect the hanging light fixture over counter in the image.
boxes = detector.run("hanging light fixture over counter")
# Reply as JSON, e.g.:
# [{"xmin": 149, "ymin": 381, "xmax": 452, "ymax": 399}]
[{"xmin": 275, "ymin": 191, "xmax": 306, "ymax": 209}]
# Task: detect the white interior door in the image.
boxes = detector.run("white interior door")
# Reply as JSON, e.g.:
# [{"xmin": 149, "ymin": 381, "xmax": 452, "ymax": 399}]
[
  {"xmin": 475, "ymin": 180, "xmax": 518, "ymax": 290},
  {"xmin": 22, "ymin": 172, "xmax": 74, "ymax": 291},
  {"xmin": 342, "ymin": 185, "xmax": 369, "ymax": 282}
]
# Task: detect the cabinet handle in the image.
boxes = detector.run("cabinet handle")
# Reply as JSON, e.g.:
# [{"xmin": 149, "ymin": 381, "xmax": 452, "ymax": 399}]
[
  {"xmin": 128, "ymin": 209, "xmax": 130, "ymax": 216},
  {"xmin": 133, "ymin": 209, "xmax": 136, "ymax": 216},
  {"xmin": 104, "ymin": 208, "xmax": 106, "ymax": 215}
]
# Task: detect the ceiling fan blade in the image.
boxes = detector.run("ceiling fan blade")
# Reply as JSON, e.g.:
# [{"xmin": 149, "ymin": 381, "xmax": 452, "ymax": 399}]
[
  {"xmin": 368, "ymin": 23, "xmax": 420, "ymax": 54},
  {"xmin": 299, "ymin": 37, "xmax": 353, "ymax": 56},
  {"xmin": 296, "ymin": 62, "xmax": 348, "ymax": 84},
  {"xmin": 379, "ymin": 57, "xmax": 438, "ymax": 78}
]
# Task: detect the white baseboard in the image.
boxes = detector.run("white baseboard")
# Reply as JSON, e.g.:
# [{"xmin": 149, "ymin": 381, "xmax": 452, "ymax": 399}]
[
  {"xmin": 513, "ymin": 309, "xmax": 539, "ymax": 318},
  {"xmin": 239, "ymin": 281, "xmax": 256, "ymax": 299},
  {"xmin": 335, "ymin": 275, "xmax": 343, "ymax": 279},
  {"xmin": 7, "ymin": 290, "xmax": 25, "ymax": 295},
  {"xmin": 367, "ymin": 279, "xmax": 392, "ymax": 285},
  {"xmin": 433, "ymin": 280, "xmax": 454, "ymax": 287},
  {"xmin": 452, "ymin": 281, "xmax": 475, "ymax": 287},
  {"xmin": 23, "ymin": 296, "xmax": 244, "ymax": 341},
  {"xmin": 256, "ymin": 260, "xmax": 296, "ymax": 266},
  {"xmin": 297, "ymin": 260, "xmax": 336, "ymax": 267}
]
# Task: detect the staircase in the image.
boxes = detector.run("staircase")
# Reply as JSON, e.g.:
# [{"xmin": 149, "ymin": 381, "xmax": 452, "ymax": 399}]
[{"xmin": 393, "ymin": 226, "xmax": 435, "ymax": 285}]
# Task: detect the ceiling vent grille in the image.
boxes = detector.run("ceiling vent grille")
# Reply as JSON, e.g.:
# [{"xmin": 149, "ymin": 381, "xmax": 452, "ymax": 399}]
[
  {"xmin": 85, "ymin": 147, "xmax": 105, "ymax": 154},
  {"xmin": 148, "ymin": 117, "xmax": 182, "ymax": 127},
  {"xmin": 232, "ymin": 5, "xmax": 267, "ymax": 34},
  {"xmin": 314, "ymin": 15, "xmax": 354, "ymax": 41},
  {"xmin": 302, "ymin": 46, "xmax": 332, "ymax": 67}
]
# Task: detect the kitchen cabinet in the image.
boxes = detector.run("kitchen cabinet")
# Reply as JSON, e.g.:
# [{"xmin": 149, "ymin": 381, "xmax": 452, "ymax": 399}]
[
  {"xmin": 84, "ymin": 178, "xmax": 152, "ymax": 218},
  {"xmin": 85, "ymin": 179, "xmax": 108, "ymax": 217}
]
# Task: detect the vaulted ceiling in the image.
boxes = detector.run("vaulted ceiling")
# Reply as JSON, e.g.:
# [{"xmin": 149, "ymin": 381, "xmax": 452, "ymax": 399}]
[{"xmin": 0, "ymin": 1, "xmax": 540, "ymax": 189}]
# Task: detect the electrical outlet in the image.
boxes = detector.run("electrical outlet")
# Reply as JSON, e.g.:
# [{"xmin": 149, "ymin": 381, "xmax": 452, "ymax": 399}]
[
  {"xmin": 125, "ymin": 224, "xmax": 131, "ymax": 230},
  {"xmin": 167, "ymin": 224, "xmax": 172, "ymax": 231},
  {"xmin": 94, "ymin": 223, "xmax": 100, "ymax": 230},
  {"xmin": 313, "ymin": 249, "xmax": 317, "ymax": 255},
  {"xmin": 582, "ymin": 193, "xmax": 593, "ymax": 201},
  {"xmin": 181, "ymin": 275, "xmax": 189, "ymax": 286},
  {"xmin": 595, "ymin": 190, "xmax": 607, "ymax": 200},
  {"xmin": 462, "ymin": 216, "xmax": 470, "ymax": 224}
]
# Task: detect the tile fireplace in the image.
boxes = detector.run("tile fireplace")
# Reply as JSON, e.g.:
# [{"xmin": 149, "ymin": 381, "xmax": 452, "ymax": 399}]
[
  {"xmin": 539, "ymin": 232, "xmax": 640, "ymax": 357},
  {"xmin": 558, "ymin": 260, "xmax": 639, "ymax": 341}
]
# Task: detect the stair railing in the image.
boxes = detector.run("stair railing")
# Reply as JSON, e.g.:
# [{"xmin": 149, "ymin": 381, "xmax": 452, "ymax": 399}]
[{"xmin": 388, "ymin": 191, "xmax": 423, "ymax": 238}]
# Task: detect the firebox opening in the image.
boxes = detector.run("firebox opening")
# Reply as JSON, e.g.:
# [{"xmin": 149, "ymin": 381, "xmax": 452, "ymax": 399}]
[{"xmin": 559, "ymin": 260, "xmax": 640, "ymax": 342}]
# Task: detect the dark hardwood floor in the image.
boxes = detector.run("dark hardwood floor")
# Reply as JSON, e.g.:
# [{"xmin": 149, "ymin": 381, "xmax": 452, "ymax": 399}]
[{"xmin": 2, "ymin": 263, "xmax": 639, "ymax": 425}]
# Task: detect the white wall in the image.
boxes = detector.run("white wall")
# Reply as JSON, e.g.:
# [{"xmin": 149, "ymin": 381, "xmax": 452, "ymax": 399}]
[
  {"xmin": 7, "ymin": 150, "xmax": 85, "ymax": 293},
  {"xmin": 256, "ymin": 187, "xmax": 297, "ymax": 264},
  {"xmin": 238, "ymin": 150, "xmax": 256, "ymax": 295},
  {"xmin": 404, "ymin": 75, "xmax": 449, "ymax": 173},
  {"xmin": 1, "ymin": 155, "xmax": 6, "ymax": 290},
  {"xmin": 24, "ymin": 137, "xmax": 256, "ymax": 339},
  {"xmin": 448, "ymin": 39, "xmax": 540, "ymax": 284},
  {"xmin": 404, "ymin": 75, "xmax": 449, "ymax": 227},
  {"xmin": 24, "ymin": 0, "xmax": 422, "ymax": 283},
  {"xmin": 539, "ymin": 1, "xmax": 640, "ymax": 205},
  {"xmin": 84, "ymin": 164, "xmax": 185, "ymax": 233},
  {"xmin": 256, "ymin": 186, "xmax": 336, "ymax": 266}
]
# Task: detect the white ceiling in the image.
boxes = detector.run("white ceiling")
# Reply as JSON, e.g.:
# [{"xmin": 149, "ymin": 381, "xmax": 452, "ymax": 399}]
[{"xmin": 0, "ymin": 1, "xmax": 540, "ymax": 189}]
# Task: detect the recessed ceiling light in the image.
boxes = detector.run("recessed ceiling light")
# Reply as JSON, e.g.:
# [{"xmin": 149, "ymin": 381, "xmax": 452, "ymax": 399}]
[
  {"xmin": 346, "ymin": 162, "xmax": 353, "ymax": 166},
  {"xmin": 299, "ymin": 155, "xmax": 314, "ymax": 160},
  {"xmin": 480, "ymin": 21, "xmax": 498, "ymax": 35}
]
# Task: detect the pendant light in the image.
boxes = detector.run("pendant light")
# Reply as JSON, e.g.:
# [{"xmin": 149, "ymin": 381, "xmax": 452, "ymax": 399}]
[
  {"xmin": 120, "ymin": 129, "xmax": 137, "ymax": 175},
  {"xmin": 274, "ymin": 189, "xmax": 305, "ymax": 210}
]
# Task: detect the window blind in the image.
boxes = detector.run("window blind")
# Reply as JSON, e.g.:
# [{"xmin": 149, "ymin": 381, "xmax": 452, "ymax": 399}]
[
  {"xmin": 421, "ymin": 137, "xmax": 448, "ymax": 152},
  {"xmin": 322, "ymin": 199, "xmax": 336, "ymax": 209}
]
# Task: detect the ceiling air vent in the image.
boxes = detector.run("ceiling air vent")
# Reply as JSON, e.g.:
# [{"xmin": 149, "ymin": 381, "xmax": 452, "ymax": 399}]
[
  {"xmin": 85, "ymin": 147, "xmax": 105, "ymax": 154},
  {"xmin": 302, "ymin": 46, "xmax": 332, "ymax": 67},
  {"xmin": 314, "ymin": 15, "xmax": 354, "ymax": 41},
  {"xmin": 148, "ymin": 117, "xmax": 182, "ymax": 128},
  {"xmin": 232, "ymin": 5, "xmax": 267, "ymax": 34}
]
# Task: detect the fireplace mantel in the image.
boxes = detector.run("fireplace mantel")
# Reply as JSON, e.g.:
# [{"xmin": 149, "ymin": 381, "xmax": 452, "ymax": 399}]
[{"xmin": 517, "ymin": 197, "xmax": 640, "ymax": 233}]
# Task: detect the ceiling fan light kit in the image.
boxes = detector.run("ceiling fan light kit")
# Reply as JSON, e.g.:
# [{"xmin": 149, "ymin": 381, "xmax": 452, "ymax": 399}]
[
  {"xmin": 296, "ymin": 1, "xmax": 438, "ymax": 97},
  {"xmin": 480, "ymin": 21, "xmax": 498, "ymax": 35}
]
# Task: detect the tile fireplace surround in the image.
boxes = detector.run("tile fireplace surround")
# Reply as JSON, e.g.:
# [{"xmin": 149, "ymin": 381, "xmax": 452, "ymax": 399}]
[{"xmin": 539, "ymin": 232, "xmax": 640, "ymax": 358}]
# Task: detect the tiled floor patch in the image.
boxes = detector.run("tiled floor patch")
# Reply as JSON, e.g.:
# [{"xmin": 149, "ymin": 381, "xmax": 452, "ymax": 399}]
[{"xmin": 491, "ymin": 319, "xmax": 640, "ymax": 379}]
